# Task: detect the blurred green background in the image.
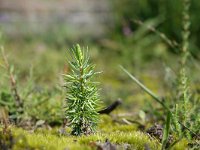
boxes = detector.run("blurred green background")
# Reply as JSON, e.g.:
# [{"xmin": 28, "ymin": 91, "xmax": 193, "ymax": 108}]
[{"xmin": 0, "ymin": 0, "xmax": 200, "ymax": 118}]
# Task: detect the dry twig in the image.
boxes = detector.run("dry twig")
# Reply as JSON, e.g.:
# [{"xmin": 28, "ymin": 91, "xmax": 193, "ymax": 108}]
[
  {"xmin": 98, "ymin": 99, "xmax": 122, "ymax": 115},
  {"xmin": 1, "ymin": 48, "xmax": 23, "ymax": 111}
]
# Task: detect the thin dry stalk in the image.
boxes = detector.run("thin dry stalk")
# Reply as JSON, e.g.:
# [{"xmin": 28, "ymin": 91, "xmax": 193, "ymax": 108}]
[
  {"xmin": 1, "ymin": 48, "xmax": 23, "ymax": 110},
  {"xmin": 0, "ymin": 108, "xmax": 10, "ymax": 133},
  {"xmin": 133, "ymin": 19, "xmax": 179, "ymax": 51}
]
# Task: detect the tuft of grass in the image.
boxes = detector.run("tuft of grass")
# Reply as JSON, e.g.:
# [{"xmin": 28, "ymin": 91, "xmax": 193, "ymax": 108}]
[{"xmin": 162, "ymin": 111, "xmax": 171, "ymax": 150}]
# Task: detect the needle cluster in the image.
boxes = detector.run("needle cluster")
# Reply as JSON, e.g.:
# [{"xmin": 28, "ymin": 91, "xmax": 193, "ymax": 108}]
[{"xmin": 64, "ymin": 44, "xmax": 100, "ymax": 136}]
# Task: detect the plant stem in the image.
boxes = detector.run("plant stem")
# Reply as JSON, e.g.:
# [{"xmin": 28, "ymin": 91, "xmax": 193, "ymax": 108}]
[{"xmin": 120, "ymin": 65, "xmax": 169, "ymax": 111}]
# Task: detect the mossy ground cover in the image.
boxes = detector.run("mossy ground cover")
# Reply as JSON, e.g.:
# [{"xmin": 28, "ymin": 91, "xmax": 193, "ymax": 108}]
[{"xmin": 0, "ymin": 115, "xmax": 189, "ymax": 150}]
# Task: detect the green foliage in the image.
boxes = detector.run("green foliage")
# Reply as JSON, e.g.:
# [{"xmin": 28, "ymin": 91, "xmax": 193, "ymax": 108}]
[
  {"xmin": 172, "ymin": 104, "xmax": 182, "ymax": 137},
  {"xmin": 174, "ymin": 67, "xmax": 191, "ymax": 137},
  {"xmin": 0, "ymin": 91, "xmax": 20, "ymax": 120},
  {"xmin": 0, "ymin": 39, "xmax": 24, "ymax": 121},
  {"xmin": 162, "ymin": 112, "xmax": 171, "ymax": 150},
  {"xmin": 120, "ymin": 0, "xmax": 200, "ymax": 144},
  {"xmin": 0, "ymin": 1, "xmax": 199, "ymax": 149},
  {"xmin": 112, "ymin": 0, "xmax": 200, "ymax": 55},
  {"xmin": 65, "ymin": 44, "xmax": 101, "ymax": 136},
  {"xmin": 24, "ymin": 87, "xmax": 64, "ymax": 124},
  {"xmin": 172, "ymin": 0, "xmax": 200, "ymax": 139},
  {"xmin": 0, "ymin": 49, "xmax": 63, "ymax": 124}
]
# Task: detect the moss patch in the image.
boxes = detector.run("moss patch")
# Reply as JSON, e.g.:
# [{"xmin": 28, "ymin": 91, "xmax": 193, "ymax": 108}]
[{"xmin": 10, "ymin": 127, "xmax": 160, "ymax": 150}]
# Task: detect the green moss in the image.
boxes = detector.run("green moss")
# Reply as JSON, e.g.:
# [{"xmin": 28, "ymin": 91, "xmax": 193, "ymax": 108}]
[
  {"xmin": 6, "ymin": 125, "xmax": 160, "ymax": 150},
  {"xmin": 2, "ymin": 116, "xmax": 189, "ymax": 150},
  {"xmin": 171, "ymin": 139, "xmax": 189, "ymax": 150},
  {"xmin": 12, "ymin": 127, "xmax": 90, "ymax": 150},
  {"xmin": 80, "ymin": 131, "xmax": 160, "ymax": 150}
]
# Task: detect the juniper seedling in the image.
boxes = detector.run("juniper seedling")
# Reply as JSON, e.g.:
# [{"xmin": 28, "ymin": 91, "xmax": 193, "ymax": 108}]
[{"xmin": 64, "ymin": 44, "xmax": 101, "ymax": 136}]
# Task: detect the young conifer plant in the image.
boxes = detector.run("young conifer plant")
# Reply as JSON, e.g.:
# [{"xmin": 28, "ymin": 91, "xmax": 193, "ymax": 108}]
[{"xmin": 64, "ymin": 44, "xmax": 101, "ymax": 136}]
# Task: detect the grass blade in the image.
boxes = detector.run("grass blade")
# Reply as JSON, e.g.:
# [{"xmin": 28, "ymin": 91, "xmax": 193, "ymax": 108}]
[
  {"xmin": 120, "ymin": 65, "xmax": 169, "ymax": 110},
  {"xmin": 162, "ymin": 111, "xmax": 171, "ymax": 150}
]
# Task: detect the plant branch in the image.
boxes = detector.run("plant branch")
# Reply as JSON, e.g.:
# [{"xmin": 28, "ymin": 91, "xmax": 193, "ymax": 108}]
[
  {"xmin": 1, "ymin": 48, "xmax": 23, "ymax": 110},
  {"xmin": 98, "ymin": 99, "xmax": 122, "ymax": 114},
  {"xmin": 133, "ymin": 19, "xmax": 179, "ymax": 51}
]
